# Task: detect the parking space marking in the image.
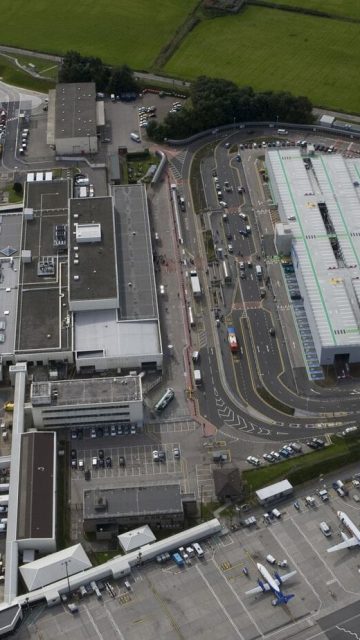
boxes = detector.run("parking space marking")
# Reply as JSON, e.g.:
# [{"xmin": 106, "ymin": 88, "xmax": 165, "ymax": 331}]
[
  {"xmin": 211, "ymin": 557, "xmax": 265, "ymax": 638},
  {"xmin": 195, "ymin": 565, "xmax": 245, "ymax": 640},
  {"xmin": 82, "ymin": 604, "xmax": 103, "ymax": 640}
]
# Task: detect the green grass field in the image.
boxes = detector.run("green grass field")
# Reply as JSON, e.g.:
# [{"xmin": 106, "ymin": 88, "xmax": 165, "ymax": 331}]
[
  {"xmin": 165, "ymin": 6, "xmax": 360, "ymax": 112},
  {"xmin": 268, "ymin": 0, "xmax": 360, "ymax": 19},
  {"xmin": 0, "ymin": 0, "xmax": 198, "ymax": 69},
  {"xmin": 0, "ymin": 55, "xmax": 54, "ymax": 92}
]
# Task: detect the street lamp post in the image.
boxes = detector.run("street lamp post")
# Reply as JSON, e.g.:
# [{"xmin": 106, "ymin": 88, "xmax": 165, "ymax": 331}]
[{"xmin": 61, "ymin": 559, "xmax": 71, "ymax": 596}]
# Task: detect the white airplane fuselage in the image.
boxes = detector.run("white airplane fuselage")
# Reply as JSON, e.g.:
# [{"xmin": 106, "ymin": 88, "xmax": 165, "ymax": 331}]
[
  {"xmin": 338, "ymin": 511, "xmax": 360, "ymax": 542},
  {"xmin": 257, "ymin": 563, "xmax": 280, "ymax": 594}
]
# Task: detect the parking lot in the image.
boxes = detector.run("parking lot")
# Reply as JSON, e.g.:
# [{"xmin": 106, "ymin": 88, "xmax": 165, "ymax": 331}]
[
  {"xmin": 19, "ymin": 482, "xmax": 360, "ymax": 640},
  {"xmin": 69, "ymin": 420, "xmax": 216, "ymax": 511}
]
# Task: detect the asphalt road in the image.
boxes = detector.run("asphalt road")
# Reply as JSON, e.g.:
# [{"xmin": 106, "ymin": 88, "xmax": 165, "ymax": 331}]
[
  {"xmin": 176, "ymin": 128, "xmax": 360, "ymax": 439},
  {"xmin": 318, "ymin": 600, "xmax": 360, "ymax": 640}
]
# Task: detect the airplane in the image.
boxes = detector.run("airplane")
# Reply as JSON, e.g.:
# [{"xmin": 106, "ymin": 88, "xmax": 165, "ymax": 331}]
[
  {"xmin": 245, "ymin": 562, "xmax": 296, "ymax": 606},
  {"xmin": 327, "ymin": 511, "xmax": 360, "ymax": 553}
]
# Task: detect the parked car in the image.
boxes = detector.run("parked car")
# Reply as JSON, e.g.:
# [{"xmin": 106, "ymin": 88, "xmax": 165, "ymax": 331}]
[{"xmin": 246, "ymin": 456, "xmax": 260, "ymax": 466}]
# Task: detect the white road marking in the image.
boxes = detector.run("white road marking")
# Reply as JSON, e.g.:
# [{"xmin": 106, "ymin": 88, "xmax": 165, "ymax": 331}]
[
  {"xmin": 213, "ymin": 557, "xmax": 266, "ymax": 637},
  {"xmin": 195, "ymin": 565, "xmax": 245, "ymax": 639}
]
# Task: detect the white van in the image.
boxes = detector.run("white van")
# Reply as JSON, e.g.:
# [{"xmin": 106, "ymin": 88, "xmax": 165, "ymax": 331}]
[
  {"xmin": 319, "ymin": 521, "xmax": 331, "ymax": 537},
  {"xmin": 271, "ymin": 508, "xmax": 281, "ymax": 519},
  {"xmin": 130, "ymin": 132, "xmax": 141, "ymax": 143},
  {"xmin": 192, "ymin": 542, "xmax": 204, "ymax": 558},
  {"xmin": 266, "ymin": 554, "xmax": 276, "ymax": 565}
]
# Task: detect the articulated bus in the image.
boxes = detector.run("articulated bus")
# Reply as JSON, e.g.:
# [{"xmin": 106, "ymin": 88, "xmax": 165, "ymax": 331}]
[{"xmin": 155, "ymin": 387, "xmax": 175, "ymax": 412}]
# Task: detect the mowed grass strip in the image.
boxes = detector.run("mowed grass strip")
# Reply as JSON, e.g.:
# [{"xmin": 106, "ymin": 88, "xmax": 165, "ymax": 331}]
[
  {"xmin": 265, "ymin": 0, "xmax": 360, "ymax": 20},
  {"xmin": 165, "ymin": 7, "xmax": 360, "ymax": 113},
  {"xmin": 0, "ymin": 0, "xmax": 198, "ymax": 69}
]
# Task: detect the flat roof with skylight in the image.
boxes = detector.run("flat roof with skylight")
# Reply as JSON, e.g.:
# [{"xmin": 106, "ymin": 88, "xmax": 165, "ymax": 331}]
[
  {"xmin": 15, "ymin": 179, "xmax": 71, "ymax": 354},
  {"xmin": 267, "ymin": 149, "xmax": 360, "ymax": 364},
  {"xmin": 55, "ymin": 82, "xmax": 97, "ymax": 140},
  {"xmin": 69, "ymin": 197, "xmax": 118, "ymax": 307},
  {"xmin": 112, "ymin": 184, "xmax": 158, "ymax": 320},
  {"xmin": 31, "ymin": 376, "xmax": 142, "ymax": 407}
]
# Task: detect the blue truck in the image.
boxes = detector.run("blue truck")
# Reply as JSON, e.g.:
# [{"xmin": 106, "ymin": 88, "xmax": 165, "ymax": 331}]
[{"xmin": 172, "ymin": 553, "xmax": 185, "ymax": 567}]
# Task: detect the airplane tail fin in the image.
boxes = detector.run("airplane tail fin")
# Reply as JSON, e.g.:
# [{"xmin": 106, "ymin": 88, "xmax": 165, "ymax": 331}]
[{"xmin": 276, "ymin": 592, "xmax": 295, "ymax": 606}]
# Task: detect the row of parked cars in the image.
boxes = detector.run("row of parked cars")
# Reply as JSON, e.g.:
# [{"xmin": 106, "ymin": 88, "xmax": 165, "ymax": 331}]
[
  {"xmin": 247, "ymin": 439, "xmax": 325, "ymax": 466},
  {"xmin": 71, "ymin": 424, "xmax": 136, "ymax": 439}
]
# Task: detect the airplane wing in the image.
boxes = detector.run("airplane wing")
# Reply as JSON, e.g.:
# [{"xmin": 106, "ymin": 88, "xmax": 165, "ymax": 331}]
[
  {"xmin": 245, "ymin": 583, "xmax": 270, "ymax": 596},
  {"xmin": 275, "ymin": 570, "xmax": 297, "ymax": 585},
  {"xmin": 327, "ymin": 537, "xmax": 359, "ymax": 553}
]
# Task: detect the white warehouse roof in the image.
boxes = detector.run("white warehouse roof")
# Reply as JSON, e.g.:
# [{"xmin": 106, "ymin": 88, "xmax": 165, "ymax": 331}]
[
  {"xmin": 266, "ymin": 150, "xmax": 360, "ymax": 355},
  {"xmin": 256, "ymin": 480, "xmax": 293, "ymax": 502},
  {"xmin": 118, "ymin": 525, "xmax": 156, "ymax": 553},
  {"xmin": 19, "ymin": 544, "xmax": 92, "ymax": 591}
]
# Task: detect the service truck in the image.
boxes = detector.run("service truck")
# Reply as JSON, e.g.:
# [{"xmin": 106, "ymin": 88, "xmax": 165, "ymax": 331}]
[
  {"xmin": 227, "ymin": 327, "xmax": 239, "ymax": 353},
  {"xmin": 172, "ymin": 553, "xmax": 185, "ymax": 567}
]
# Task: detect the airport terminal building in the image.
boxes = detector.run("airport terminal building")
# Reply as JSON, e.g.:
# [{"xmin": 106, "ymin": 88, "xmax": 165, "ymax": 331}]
[
  {"xmin": 0, "ymin": 177, "xmax": 162, "ymax": 377},
  {"xmin": 267, "ymin": 149, "xmax": 360, "ymax": 366}
]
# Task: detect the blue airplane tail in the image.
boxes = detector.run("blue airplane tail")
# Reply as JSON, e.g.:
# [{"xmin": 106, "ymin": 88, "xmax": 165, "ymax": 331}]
[{"xmin": 276, "ymin": 592, "xmax": 295, "ymax": 606}]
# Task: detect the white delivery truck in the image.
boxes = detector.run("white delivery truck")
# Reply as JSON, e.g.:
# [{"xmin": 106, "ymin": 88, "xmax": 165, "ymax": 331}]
[{"xmin": 194, "ymin": 369, "xmax": 202, "ymax": 386}]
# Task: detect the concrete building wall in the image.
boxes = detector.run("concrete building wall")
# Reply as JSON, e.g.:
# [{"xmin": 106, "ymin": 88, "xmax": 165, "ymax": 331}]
[
  {"xmin": 17, "ymin": 537, "xmax": 56, "ymax": 554},
  {"xmin": 31, "ymin": 399, "xmax": 144, "ymax": 430},
  {"xmin": 84, "ymin": 511, "xmax": 184, "ymax": 535},
  {"xmin": 75, "ymin": 352, "xmax": 162, "ymax": 374},
  {"xmin": 55, "ymin": 135, "xmax": 98, "ymax": 156},
  {"xmin": 14, "ymin": 350, "xmax": 73, "ymax": 367},
  {"xmin": 69, "ymin": 297, "xmax": 118, "ymax": 313}
]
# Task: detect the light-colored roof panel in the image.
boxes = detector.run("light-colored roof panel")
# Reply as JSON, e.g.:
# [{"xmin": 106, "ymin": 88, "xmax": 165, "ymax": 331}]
[
  {"xmin": 19, "ymin": 544, "xmax": 92, "ymax": 591},
  {"xmin": 256, "ymin": 480, "xmax": 293, "ymax": 501},
  {"xmin": 267, "ymin": 149, "xmax": 360, "ymax": 350},
  {"xmin": 118, "ymin": 525, "xmax": 156, "ymax": 553}
]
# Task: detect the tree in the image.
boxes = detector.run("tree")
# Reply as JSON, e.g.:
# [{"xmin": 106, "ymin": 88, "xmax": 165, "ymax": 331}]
[
  {"xmin": 59, "ymin": 50, "xmax": 110, "ymax": 91},
  {"xmin": 108, "ymin": 65, "xmax": 138, "ymax": 95},
  {"xmin": 147, "ymin": 75, "xmax": 314, "ymax": 142},
  {"xmin": 13, "ymin": 182, "xmax": 23, "ymax": 195}
]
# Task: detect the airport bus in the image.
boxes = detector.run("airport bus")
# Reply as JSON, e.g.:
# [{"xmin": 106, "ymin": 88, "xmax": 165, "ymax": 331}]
[
  {"xmin": 188, "ymin": 306, "xmax": 195, "ymax": 327},
  {"xmin": 222, "ymin": 260, "xmax": 232, "ymax": 284}
]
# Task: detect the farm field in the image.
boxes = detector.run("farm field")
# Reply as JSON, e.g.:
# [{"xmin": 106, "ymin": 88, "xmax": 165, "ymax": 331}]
[
  {"xmin": 0, "ymin": 0, "xmax": 198, "ymax": 69},
  {"xmin": 165, "ymin": 7, "xmax": 360, "ymax": 113},
  {"xmin": 266, "ymin": 0, "xmax": 360, "ymax": 19}
]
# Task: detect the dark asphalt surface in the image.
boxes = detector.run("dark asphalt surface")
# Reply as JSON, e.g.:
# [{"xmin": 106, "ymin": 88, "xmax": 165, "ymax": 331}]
[{"xmin": 178, "ymin": 128, "xmax": 360, "ymax": 438}]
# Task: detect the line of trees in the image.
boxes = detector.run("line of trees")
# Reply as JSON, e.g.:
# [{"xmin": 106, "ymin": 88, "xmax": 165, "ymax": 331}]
[
  {"xmin": 147, "ymin": 75, "xmax": 313, "ymax": 142},
  {"xmin": 59, "ymin": 51, "xmax": 138, "ymax": 95}
]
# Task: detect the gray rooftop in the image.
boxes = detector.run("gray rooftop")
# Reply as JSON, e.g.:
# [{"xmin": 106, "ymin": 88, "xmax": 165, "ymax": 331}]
[
  {"xmin": 0, "ymin": 214, "xmax": 22, "ymax": 356},
  {"xmin": 31, "ymin": 376, "xmax": 142, "ymax": 407},
  {"xmin": 267, "ymin": 150, "xmax": 360, "ymax": 350},
  {"xmin": 69, "ymin": 197, "xmax": 118, "ymax": 304},
  {"xmin": 17, "ymin": 431, "xmax": 56, "ymax": 541},
  {"xmin": 84, "ymin": 484, "xmax": 183, "ymax": 520},
  {"xmin": 16, "ymin": 179, "xmax": 71, "ymax": 353},
  {"xmin": 112, "ymin": 185, "xmax": 158, "ymax": 320},
  {"xmin": 74, "ymin": 309, "xmax": 161, "ymax": 359},
  {"xmin": 55, "ymin": 83, "xmax": 97, "ymax": 140}
]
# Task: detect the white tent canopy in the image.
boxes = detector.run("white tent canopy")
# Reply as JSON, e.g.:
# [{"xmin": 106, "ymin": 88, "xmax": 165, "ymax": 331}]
[
  {"xmin": 118, "ymin": 525, "xmax": 156, "ymax": 553},
  {"xmin": 20, "ymin": 544, "xmax": 92, "ymax": 591}
]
